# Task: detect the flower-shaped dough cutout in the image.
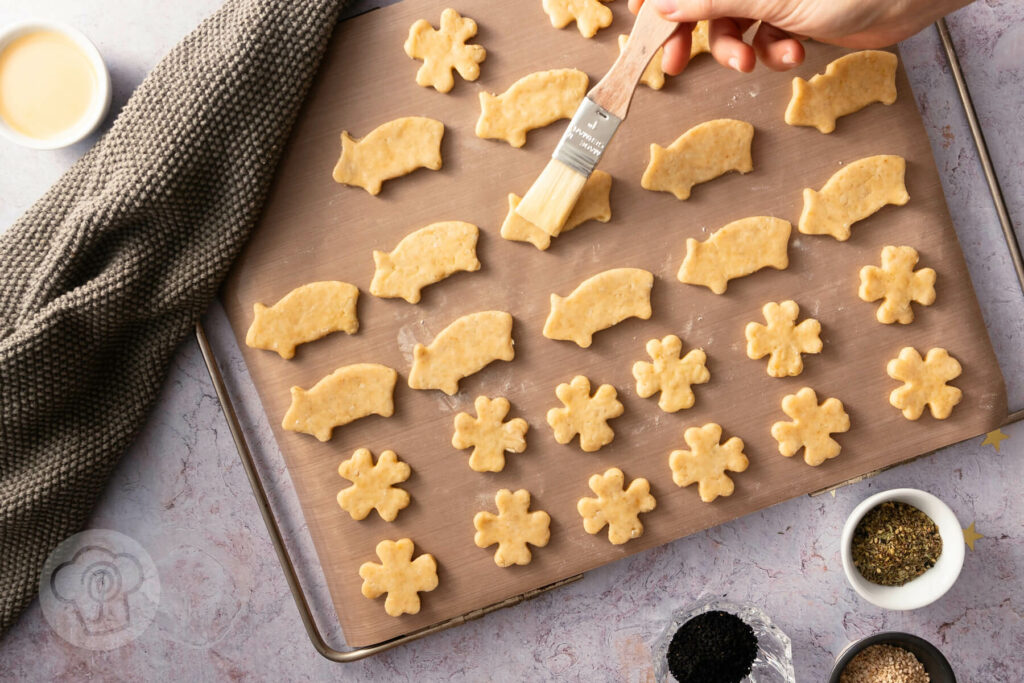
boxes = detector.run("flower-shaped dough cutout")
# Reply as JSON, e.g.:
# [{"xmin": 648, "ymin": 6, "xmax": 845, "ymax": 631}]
[
  {"xmin": 577, "ymin": 468, "xmax": 656, "ymax": 545},
  {"xmin": 542, "ymin": 0, "xmax": 614, "ymax": 38},
  {"xmin": 474, "ymin": 489, "xmax": 551, "ymax": 567},
  {"xmin": 452, "ymin": 396, "xmax": 528, "ymax": 473},
  {"xmin": 546, "ymin": 376, "xmax": 624, "ymax": 452},
  {"xmin": 358, "ymin": 538, "xmax": 438, "ymax": 617},
  {"xmin": 770, "ymin": 387, "xmax": 851, "ymax": 466},
  {"xmin": 858, "ymin": 245, "xmax": 936, "ymax": 324},
  {"xmin": 745, "ymin": 300, "xmax": 822, "ymax": 377},
  {"xmin": 887, "ymin": 347, "xmax": 963, "ymax": 420},
  {"xmin": 403, "ymin": 8, "xmax": 486, "ymax": 93},
  {"xmin": 632, "ymin": 334, "xmax": 710, "ymax": 413},
  {"xmin": 669, "ymin": 423, "xmax": 749, "ymax": 503},
  {"xmin": 337, "ymin": 448, "xmax": 411, "ymax": 522}
]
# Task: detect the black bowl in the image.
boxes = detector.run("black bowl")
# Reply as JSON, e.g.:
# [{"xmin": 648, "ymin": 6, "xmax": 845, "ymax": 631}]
[{"xmin": 828, "ymin": 632, "xmax": 955, "ymax": 682}]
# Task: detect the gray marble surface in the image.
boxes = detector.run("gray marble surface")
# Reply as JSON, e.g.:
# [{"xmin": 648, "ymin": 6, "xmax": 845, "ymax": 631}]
[{"xmin": 2, "ymin": 1, "xmax": 1023, "ymax": 680}]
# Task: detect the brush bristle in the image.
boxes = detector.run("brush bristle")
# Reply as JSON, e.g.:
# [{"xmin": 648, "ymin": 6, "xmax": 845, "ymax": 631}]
[{"xmin": 515, "ymin": 159, "xmax": 589, "ymax": 236}]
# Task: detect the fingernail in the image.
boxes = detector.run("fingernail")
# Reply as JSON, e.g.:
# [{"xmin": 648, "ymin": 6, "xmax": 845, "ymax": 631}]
[
  {"xmin": 728, "ymin": 57, "xmax": 741, "ymax": 71},
  {"xmin": 781, "ymin": 52, "xmax": 796, "ymax": 65}
]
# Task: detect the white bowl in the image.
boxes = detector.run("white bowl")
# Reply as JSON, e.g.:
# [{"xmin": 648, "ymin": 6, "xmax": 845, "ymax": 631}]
[
  {"xmin": 841, "ymin": 488, "xmax": 965, "ymax": 610},
  {"xmin": 0, "ymin": 20, "xmax": 111, "ymax": 150}
]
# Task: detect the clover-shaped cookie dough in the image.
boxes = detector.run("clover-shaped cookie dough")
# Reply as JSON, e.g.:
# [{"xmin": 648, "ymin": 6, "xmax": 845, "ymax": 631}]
[
  {"xmin": 632, "ymin": 335, "xmax": 710, "ymax": 413},
  {"xmin": 745, "ymin": 300, "xmax": 822, "ymax": 377},
  {"xmin": 577, "ymin": 468, "xmax": 657, "ymax": 545},
  {"xmin": 547, "ymin": 376, "xmax": 624, "ymax": 452},
  {"xmin": 771, "ymin": 387, "xmax": 851, "ymax": 466},
  {"xmin": 887, "ymin": 347, "xmax": 963, "ymax": 420},
  {"xmin": 859, "ymin": 245, "xmax": 936, "ymax": 324},
  {"xmin": 669, "ymin": 423, "xmax": 749, "ymax": 503},
  {"xmin": 474, "ymin": 489, "xmax": 551, "ymax": 567},
  {"xmin": 542, "ymin": 0, "xmax": 613, "ymax": 38},
  {"xmin": 403, "ymin": 8, "xmax": 486, "ymax": 93},
  {"xmin": 358, "ymin": 538, "xmax": 438, "ymax": 617},
  {"xmin": 337, "ymin": 448, "xmax": 411, "ymax": 522},
  {"xmin": 452, "ymin": 396, "xmax": 528, "ymax": 473}
]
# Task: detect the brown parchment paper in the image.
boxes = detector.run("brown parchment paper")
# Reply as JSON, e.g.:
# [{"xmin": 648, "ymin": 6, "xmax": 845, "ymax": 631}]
[{"xmin": 222, "ymin": 0, "xmax": 1006, "ymax": 646}]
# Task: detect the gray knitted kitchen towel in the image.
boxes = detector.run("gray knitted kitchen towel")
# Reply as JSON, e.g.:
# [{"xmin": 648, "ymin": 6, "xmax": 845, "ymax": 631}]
[{"xmin": 0, "ymin": 0, "xmax": 344, "ymax": 637}]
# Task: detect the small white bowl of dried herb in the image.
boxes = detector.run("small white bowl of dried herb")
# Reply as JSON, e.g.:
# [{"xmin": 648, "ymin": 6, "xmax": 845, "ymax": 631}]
[{"xmin": 841, "ymin": 488, "xmax": 965, "ymax": 610}]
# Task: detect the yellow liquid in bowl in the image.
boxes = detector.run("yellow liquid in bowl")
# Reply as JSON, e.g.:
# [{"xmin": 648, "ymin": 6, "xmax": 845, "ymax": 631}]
[{"xmin": 0, "ymin": 30, "xmax": 97, "ymax": 140}]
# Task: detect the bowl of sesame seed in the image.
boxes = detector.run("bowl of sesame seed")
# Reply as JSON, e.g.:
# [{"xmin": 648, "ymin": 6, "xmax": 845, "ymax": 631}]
[{"xmin": 828, "ymin": 632, "xmax": 955, "ymax": 683}]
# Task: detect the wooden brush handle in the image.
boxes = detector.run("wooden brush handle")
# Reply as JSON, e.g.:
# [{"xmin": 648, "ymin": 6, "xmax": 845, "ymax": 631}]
[{"xmin": 588, "ymin": 2, "xmax": 678, "ymax": 119}]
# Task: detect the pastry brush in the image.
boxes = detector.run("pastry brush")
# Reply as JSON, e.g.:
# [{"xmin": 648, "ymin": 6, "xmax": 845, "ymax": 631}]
[{"xmin": 515, "ymin": 2, "xmax": 677, "ymax": 235}]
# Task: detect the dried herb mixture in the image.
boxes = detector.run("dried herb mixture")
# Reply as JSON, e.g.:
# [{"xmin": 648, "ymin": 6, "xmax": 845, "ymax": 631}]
[{"xmin": 851, "ymin": 501, "xmax": 942, "ymax": 586}]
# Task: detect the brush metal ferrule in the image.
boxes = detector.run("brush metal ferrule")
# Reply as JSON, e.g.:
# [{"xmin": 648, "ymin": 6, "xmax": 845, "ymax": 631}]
[{"xmin": 551, "ymin": 96, "xmax": 622, "ymax": 177}]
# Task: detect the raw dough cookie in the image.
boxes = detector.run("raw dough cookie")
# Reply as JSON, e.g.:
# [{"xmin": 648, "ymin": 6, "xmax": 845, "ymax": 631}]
[
  {"xmin": 337, "ymin": 448, "xmax": 411, "ymax": 521},
  {"xmin": 404, "ymin": 8, "xmax": 486, "ymax": 93},
  {"xmin": 690, "ymin": 20, "xmax": 710, "ymax": 58},
  {"xmin": 370, "ymin": 221, "xmax": 480, "ymax": 303},
  {"xmin": 577, "ymin": 468, "xmax": 656, "ymax": 545},
  {"xmin": 632, "ymin": 334, "xmax": 710, "ymax": 412},
  {"xmin": 358, "ymin": 538, "xmax": 438, "ymax": 617},
  {"xmin": 542, "ymin": 0, "xmax": 613, "ymax": 38},
  {"xmin": 799, "ymin": 155, "xmax": 908, "ymax": 241},
  {"xmin": 332, "ymin": 116, "xmax": 444, "ymax": 195},
  {"xmin": 619, "ymin": 35, "xmax": 666, "ymax": 90},
  {"xmin": 283, "ymin": 363, "xmax": 396, "ymax": 442},
  {"xmin": 501, "ymin": 170, "xmax": 612, "ymax": 250},
  {"xmin": 543, "ymin": 267, "xmax": 653, "ymax": 348},
  {"xmin": 476, "ymin": 68, "xmax": 588, "ymax": 148},
  {"xmin": 547, "ymin": 375, "xmax": 624, "ymax": 452},
  {"xmin": 785, "ymin": 50, "xmax": 898, "ymax": 134},
  {"xmin": 677, "ymin": 216, "xmax": 791, "ymax": 294},
  {"xmin": 859, "ymin": 245, "xmax": 936, "ymax": 324},
  {"xmin": 473, "ymin": 489, "xmax": 551, "ymax": 567},
  {"xmin": 246, "ymin": 281, "xmax": 358, "ymax": 359},
  {"xmin": 452, "ymin": 396, "xmax": 528, "ymax": 473},
  {"xmin": 887, "ymin": 347, "xmax": 963, "ymax": 420},
  {"xmin": 770, "ymin": 387, "xmax": 850, "ymax": 466},
  {"xmin": 744, "ymin": 300, "xmax": 822, "ymax": 377},
  {"xmin": 641, "ymin": 119, "xmax": 754, "ymax": 200},
  {"xmin": 408, "ymin": 311, "xmax": 515, "ymax": 395},
  {"xmin": 669, "ymin": 423, "xmax": 749, "ymax": 503}
]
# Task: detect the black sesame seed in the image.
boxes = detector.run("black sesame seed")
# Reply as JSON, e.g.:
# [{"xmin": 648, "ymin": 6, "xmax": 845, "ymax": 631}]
[{"xmin": 666, "ymin": 610, "xmax": 758, "ymax": 683}]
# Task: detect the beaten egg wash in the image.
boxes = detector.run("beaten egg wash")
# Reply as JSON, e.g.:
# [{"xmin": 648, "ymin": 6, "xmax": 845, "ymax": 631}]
[{"xmin": 0, "ymin": 30, "xmax": 97, "ymax": 140}]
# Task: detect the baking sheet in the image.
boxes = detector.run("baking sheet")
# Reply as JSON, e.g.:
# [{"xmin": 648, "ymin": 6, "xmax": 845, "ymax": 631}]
[{"xmin": 222, "ymin": 0, "xmax": 1006, "ymax": 646}]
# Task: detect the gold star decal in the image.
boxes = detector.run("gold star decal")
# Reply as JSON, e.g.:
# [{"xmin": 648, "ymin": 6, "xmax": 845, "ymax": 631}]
[
  {"xmin": 981, "ymin": 428, "xmax": 1009, "ymax": 452},
  {"xmin": 963, "ymin": 522, "xmax": 984, "ymax": 551}
]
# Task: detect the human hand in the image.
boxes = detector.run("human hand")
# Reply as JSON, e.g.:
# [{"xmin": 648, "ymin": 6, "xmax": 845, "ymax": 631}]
[{"xmin": 628, "ymin": 0, "xmax": 974, "ymax": 74}]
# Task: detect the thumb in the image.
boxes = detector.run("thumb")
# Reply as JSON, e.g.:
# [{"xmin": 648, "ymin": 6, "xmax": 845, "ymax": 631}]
[{"xmin": 651, "ymin": 0, "xmax": 782, "ymax": 22}]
